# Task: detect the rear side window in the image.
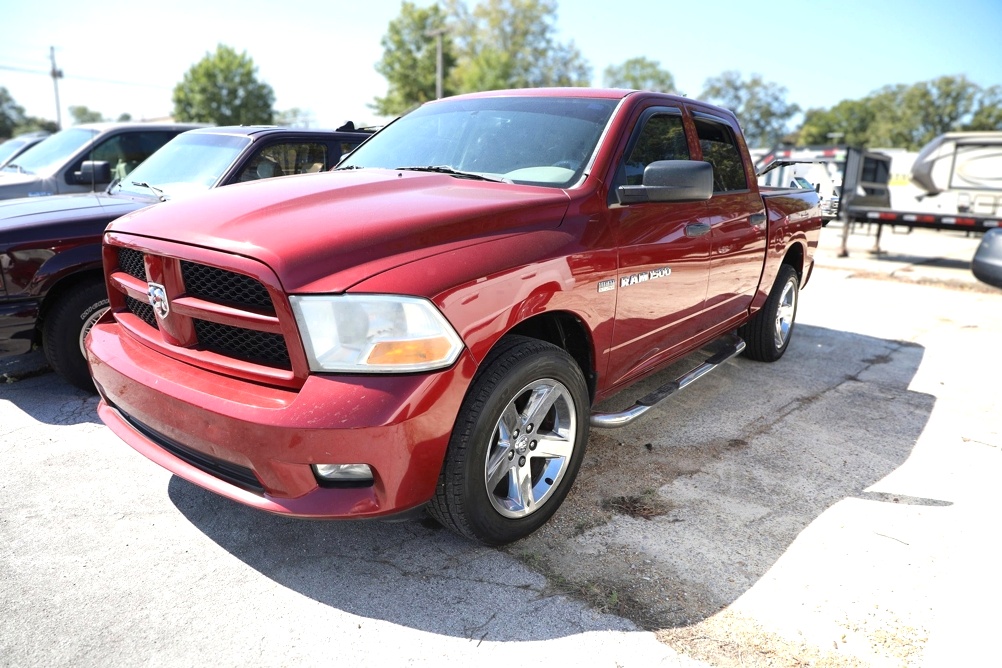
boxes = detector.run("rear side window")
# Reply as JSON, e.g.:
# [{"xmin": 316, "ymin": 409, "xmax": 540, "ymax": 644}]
[
  {"xmin": 694, "ymin": 117, "xmax": 747, "ymax": 192},
  {"xmin": 621, "ymin": 111, "xmax": 689, "ymax": 186},
  {"xmin": 238, "ymin": 143, "xmax": 329, "ymax": 181}
]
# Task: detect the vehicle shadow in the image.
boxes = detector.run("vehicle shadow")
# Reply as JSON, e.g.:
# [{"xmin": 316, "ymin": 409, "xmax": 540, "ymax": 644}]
[
  {"xmin": 0, "ymin": 366, "xmax": 102, "ymax": 427},
  {"xmin": 168, "ymin": 322, "xmax": 933, "ymax": 638}
]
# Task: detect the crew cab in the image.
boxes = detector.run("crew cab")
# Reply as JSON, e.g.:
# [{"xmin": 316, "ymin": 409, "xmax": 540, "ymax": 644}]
[
  {"xmin": 0, "ymin": 125, "xmax": 372, "ymax": 390},
  {"xmin": 86, "ymin": 89, "xmax": 821, "ymax": 545}
]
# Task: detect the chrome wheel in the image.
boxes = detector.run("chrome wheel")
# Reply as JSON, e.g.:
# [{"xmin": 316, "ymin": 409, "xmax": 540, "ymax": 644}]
[
  {"xmin": 79, "ymin": 306, "xmax": 109, "ymax": 357},
  {"xmin": 484, "ymin": 378, "xmax": 577, "ymax": 518},
  {"xmin": 773, "ymin": 276, "xmax": 798, "ymax": 349}
]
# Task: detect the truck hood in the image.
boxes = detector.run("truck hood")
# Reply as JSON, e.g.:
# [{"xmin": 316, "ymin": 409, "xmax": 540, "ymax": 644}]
[
  {"xmin": 0, "ymin": 192, "xmax": 149, "ymax": 242},
  {"xmin": 0, "ymin": 172, "xmax": 49, "ymax": 199},
  {"xmin": 109, "ymin": 169, "xmax": 572, "ymax": 293}
]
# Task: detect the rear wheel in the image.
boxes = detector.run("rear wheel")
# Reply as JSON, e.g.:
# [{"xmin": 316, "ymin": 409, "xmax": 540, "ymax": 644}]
[
  {"xmin": 429, "ymin": 336, "xmax": 590, "ymax": 545},
  {"xmin": 740, "ymin": 264, "xmax": 799, "ymax": 362},
  {"xmin": 43, "ymin": 280, "xmax": 109, "ymax": 392}
]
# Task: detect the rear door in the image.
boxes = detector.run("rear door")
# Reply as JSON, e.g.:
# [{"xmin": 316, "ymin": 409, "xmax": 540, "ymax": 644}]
[{"xmin": 691, "ymin": 112, "xmax": 767, "ymax": 325}]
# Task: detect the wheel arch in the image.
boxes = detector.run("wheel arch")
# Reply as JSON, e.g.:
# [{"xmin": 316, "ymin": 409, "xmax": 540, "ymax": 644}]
[
  {"xmin": 782, "ymin": 240, "xmax": 806, "ymax": 281},
  {"xmin": 505, "ymin": 311, "xmax": 597, "ymax": 402}
]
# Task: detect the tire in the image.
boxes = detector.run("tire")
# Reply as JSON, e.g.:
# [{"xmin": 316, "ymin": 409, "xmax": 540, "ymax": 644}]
[
  {"xmin": 42, "ymin": 280, "xmax": 109, "ymax": 392},
  {"xmin": 429, "ymin": 336, "xmax": 590, "ymax": 545},
  {"xmin": 740, "ymin": 264, "xmax": 799, "ymax": 362}
]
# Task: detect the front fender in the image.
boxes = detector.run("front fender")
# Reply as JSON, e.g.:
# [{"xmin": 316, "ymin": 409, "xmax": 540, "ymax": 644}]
[
  {"xmin": 348, "ymin": 228, "xmax": 617, "ymax": 368},
  {"xmin": 29, "ymin": 242, "xmax": 104, "ymax": 300}
]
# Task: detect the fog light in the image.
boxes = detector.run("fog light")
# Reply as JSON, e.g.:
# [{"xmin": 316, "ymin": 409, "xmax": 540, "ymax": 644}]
[{"xmin": 313, "ymin": 463, "xmax": 373, "ymax": 483}]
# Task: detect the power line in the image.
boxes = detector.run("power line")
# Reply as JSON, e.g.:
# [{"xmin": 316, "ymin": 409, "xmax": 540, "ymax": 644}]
[{"xmin": 0, "ymin": 63, "xmax": 173, "ymax": 90}]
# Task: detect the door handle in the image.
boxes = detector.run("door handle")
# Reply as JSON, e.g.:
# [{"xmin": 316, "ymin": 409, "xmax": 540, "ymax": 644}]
[
  {"xmin": 750, "ymin": 213, "xmax": 766, "ymax": 227},
  {"xmin": 685, "ymin": 223, "xmax": 711, "ymax": 238}
]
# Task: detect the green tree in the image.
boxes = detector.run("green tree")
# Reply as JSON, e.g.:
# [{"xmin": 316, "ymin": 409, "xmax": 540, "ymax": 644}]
[
  {"xmin": 700, "ymin": 71, "xmax": 800, "ymax": 148},
  {"xmin": 372, "ymin": 2, "xmax": 456, "ymax": 116},
  {"xmin": 603, "ymin": 57, "xmax": 675, "ymax": 93},
  {"xmin": 1, "ymin": 87, "xmax": 27, "ymax": 139},
  {"xmin": 172, "ymin": 44, "xmax": 275, "ymax": 125},
  {"xmin": 69, "ymin": 105, "xmax": 105, "ymax": 124},
  {"xmin": 798, "ymin": 99, "xmax": 876, "ymax": 146},
  {"xmin": 445, "ymin": 0, "xmax": 591, "ymax": 92},
  {"xmin": 967, "ymin": 85, "xmax": 1002, "ymax": 131},
  {"xmin": 15, "ymin": 117, "xmax": 59, "ymax": 135},
  {"xmin": 796, "ymin": 75, "xmax": 1002, "ymax": 150}
]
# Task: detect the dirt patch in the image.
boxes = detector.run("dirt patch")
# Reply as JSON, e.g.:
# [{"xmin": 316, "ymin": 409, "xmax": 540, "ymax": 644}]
[{"xmin": 503, "ymin": 430, "xmax": 748, "ymax": 629}]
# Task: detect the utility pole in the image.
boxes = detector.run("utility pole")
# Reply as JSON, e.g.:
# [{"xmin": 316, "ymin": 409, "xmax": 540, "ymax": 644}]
[
  {"xmin": 425, "ymin": 28, "xmax": 446, "ymax": 100},
  {"xmin": 49, "ymin": 46, "xmax": 63, "ymax": 129}
]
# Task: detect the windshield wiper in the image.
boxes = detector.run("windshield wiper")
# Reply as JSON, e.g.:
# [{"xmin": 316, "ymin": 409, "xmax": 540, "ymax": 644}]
[
  {"xmin": 333, "ymin": 164, "xmax": 363, "ymax": 171},
  {"xmin": 131, "ymin": 181, "xmax": 166, "ymax": 202},
  {"xmin": 3, "ymin": 163, "xmax": 28, "ymax": 174},
  {"xmin": 394, "ymin": 165, "xmax": 506, "ymax": 183}
]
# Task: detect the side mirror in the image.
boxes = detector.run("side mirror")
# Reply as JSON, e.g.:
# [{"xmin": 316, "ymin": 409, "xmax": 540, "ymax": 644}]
[
  {"xmin": 617, "ymin": 160, "xmax": 713, "ymax": 204},
  {"xmin": 70, "ymin": 160, "xmax": 112, "ymax": 186},
  {"xmin": 972, "ymin": 228, "xmax": 1002, "ymax": 289}
]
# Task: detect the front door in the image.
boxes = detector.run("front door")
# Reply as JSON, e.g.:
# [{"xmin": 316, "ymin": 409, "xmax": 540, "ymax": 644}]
[{"xmin": 606, "ymin": 107, "xmax": 711, "ymax": 387}]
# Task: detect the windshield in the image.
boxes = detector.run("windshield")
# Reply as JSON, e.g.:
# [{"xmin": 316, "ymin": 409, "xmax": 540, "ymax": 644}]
[
  {"xmin": 112, "ymin": 132, "xmax": 251, "ymax": 199},
  {"xmin": 2, "ymin": 128, "xmax": 97, "ymax": 175},
  {"xmin": 0, "ymin": 137, "xmax": 32, "ymax": 165},
  {"xmin": 339, "ymin": 96, "xmax": 618, "ymax": 188}
]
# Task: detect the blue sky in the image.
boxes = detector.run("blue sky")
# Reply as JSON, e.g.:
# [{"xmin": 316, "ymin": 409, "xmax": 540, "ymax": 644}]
[{"xmin": 1, "ymin": 0, "xmax": 1000, "ymax": 130}]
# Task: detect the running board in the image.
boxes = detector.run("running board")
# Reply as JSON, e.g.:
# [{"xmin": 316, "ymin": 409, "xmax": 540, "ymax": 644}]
[{"xmin": 589, "ymin": 333, "xmax": 746, "ymax": 429}]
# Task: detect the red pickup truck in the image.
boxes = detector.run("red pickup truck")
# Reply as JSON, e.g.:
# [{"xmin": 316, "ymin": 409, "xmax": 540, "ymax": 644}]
[{"xmin": 87, "ymin": 88, "xmax": 821, "ymax": 545}]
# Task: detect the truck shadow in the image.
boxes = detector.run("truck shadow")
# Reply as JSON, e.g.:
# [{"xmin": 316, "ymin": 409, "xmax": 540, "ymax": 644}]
[
  {"xmin": 169, "ymin": 323, "xmax": 933, "ymax": 638},
  {"xmin": 0, "ymin": 367, "xmax": 102, "ymax": 426}
]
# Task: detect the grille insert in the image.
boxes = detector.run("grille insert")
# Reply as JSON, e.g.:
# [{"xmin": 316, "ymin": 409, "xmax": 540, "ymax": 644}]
[
  {"xmin": 118, "ymin": 248, "xmax": 146, "ymax": 281},
  {"xmin": 194, "ymin": 319, "xmax": 290, "ymax": 369},
  {"xmin": 181, "ymin": 262, "xmax": 274, "ymax": 311},
  {"xmin": 125, "ymin": 295, "xmax": 159, "ymax": 330}
]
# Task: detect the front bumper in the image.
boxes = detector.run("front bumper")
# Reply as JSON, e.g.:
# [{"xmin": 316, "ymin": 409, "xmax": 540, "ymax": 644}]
[{"xmin": 87, "ymin": 319, "xmax": 477, "ymax": 518}]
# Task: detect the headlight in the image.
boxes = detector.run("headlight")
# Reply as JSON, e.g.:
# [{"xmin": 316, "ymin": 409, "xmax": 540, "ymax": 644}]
[{"xmin": 290, "ymin": 294, "xmax": 464, "ymax": 373}]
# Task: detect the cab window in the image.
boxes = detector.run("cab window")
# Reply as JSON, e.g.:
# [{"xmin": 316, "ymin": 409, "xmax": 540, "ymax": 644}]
[
  {"xmin": 618, "ymin": 111, "xmax": 690, "ymax": 188},
  {"xmin": 694, "ymin": 117, "xmax": 747, "ymax": 192}
]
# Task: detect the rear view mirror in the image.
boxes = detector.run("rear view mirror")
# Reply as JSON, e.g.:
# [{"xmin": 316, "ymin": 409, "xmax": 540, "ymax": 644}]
[
  {"xmin": 618, "ymin": 160, "xmax": 713, "ymax": 204},
  {"xmin": 972, "ymin": 228, "xmax": 1002, "ymax": 289}
]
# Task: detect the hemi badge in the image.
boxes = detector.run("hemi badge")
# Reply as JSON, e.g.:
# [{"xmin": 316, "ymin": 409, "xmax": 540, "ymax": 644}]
[{"xmin": 597, "ymin": 279, "xmax": 616, "ymax": 293}]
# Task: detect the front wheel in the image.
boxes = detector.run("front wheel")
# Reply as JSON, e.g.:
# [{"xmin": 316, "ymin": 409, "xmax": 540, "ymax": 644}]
[
  {"xmin": 740, "ymin": 264, "xmax": 799, "ymax": 362},
  {"xmin": 42, "ymin": 280, "xmax": 109, "ymax": 392},
  {"xmin": 429, "ymin": 336, "xmax": 590, "ymax": 545}
]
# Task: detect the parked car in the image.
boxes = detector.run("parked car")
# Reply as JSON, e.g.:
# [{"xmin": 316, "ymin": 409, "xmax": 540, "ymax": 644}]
[
  {"xmin": 86, "ymin": 88, "xmax": 821, "ymax": 545},
  {"xmin": 0, "ymin": 131, "xmax": 50, "ymax": 170},
  {"xmin": 972, "ymin": 228, "xmax": 1002, "ymax": 288},
  {"xmin": 0, "ymin": 124, "xmax": 372, "ymax": 389},
  {"xmin": 0, "ymin": 122, "xmax": 205, "ymax": 200}
]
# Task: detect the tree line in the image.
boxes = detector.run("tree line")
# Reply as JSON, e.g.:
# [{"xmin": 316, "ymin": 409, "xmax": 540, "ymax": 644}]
[
  {"xmin": 373, "ymin": 1, "xmax": 1000, "ymax": 150},
  {"xmin": 3, "ymin": 1, "xmax": 999, "ymax": 150}
]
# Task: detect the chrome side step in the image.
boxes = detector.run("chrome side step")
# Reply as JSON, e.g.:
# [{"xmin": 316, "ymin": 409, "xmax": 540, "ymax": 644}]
[{"xmin": 589, "ymin": 333, "xmax": 746, "ymax": 429}]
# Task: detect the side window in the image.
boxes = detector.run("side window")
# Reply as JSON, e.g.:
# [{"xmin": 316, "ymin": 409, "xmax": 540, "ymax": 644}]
[
  {"xmin": 239, "ymin": 143, "xmax": 328, "ymax": 181},
  {"xmin": 694, "ymin": 117, "xmax": 747, "ymax": 192},
  {"xmin": 622, "ymin": 113, "xmax": 690, "ymax": 186},
  {"xmin": 88, "ymin": 131, "xmax": 177, "ymax": 181}
]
